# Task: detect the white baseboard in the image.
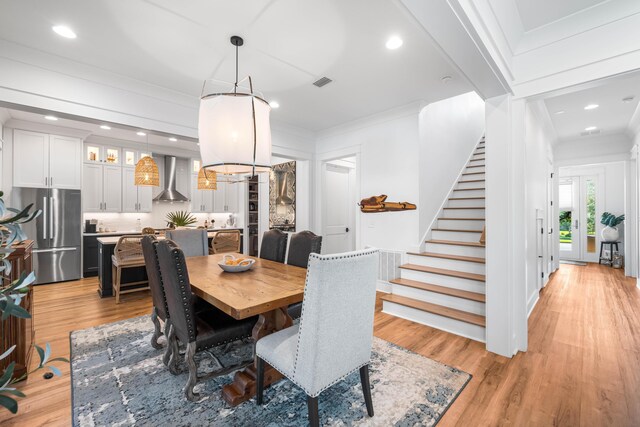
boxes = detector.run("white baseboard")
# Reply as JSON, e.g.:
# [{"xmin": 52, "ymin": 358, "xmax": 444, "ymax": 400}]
[{"xmin": 527, "ymin": 291, "xmax": 540, "ymax": 318}]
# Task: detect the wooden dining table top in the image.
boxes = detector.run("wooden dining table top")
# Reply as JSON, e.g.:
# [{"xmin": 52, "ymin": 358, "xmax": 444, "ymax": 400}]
[{"xmin": 185, "ymin": 253, "xmax": 307, "ymax": 320}]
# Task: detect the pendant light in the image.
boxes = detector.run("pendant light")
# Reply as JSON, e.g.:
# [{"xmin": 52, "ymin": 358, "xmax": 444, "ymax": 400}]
[
  {"xmin": 134, "ymin": 133, "xmax": 160, "ymax": 186},
  {"xmin": 197, "ymin": 167, "xmax": 217, "ymax": 190},
  {"xmin": 198, "ymin": 36, "xmax": 272, "ymax": 176}
]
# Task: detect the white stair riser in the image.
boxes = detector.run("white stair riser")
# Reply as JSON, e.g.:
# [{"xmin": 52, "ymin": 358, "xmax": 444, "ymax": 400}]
[
  {"xmin": 465, "ymin": 166, "xmax": 485, "ymax": 173},
  {"xmin": 461, "ymin": 172, "xmax": 485, "ymax": 180},
  {"xmin": 407, "ymin": 254, "xmax": 486, "ymax": 275},
  {"xmin": 424, "ymin": 242, "xmax": 486, "ymax": 258},
  {"xmin": 382, "ymin": 302, "xmax": 485, "ymax": 342},
  {"xmin": 437, "ymin": 219, "xmax": 485, "ymax": 231},
  {"xmin": 442, "ymin": 208, "xmax": 485, "ymax": 218},
  {"xmin": 401, "ymin": 268, "xmax": 485, "ymax": 293},
  {"xmin": 447, "ymin": 198, "xmax": 485, "ymax": 208},
  {"xmin": 391, "ymin": 283, "xmax": 485, "ymax": 315},
  {"xmin": 432, "ymin": 229, "xmax": 482, "ymax": 243},
  {"xmin": 457, "ymin": 180, "xmax": 485, "ymax": 190},
  {"xmin": 452, "ymin": 188, "xmax": 485, "ymax": 197}
]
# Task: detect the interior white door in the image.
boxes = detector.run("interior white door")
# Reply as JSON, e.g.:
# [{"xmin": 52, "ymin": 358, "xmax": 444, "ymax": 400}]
[
  {"xmin": 322, "ymin": 163, "xmax": 354, "ymax": 254},
  {"xmin": 49, "ymin": 135, "xmax": 82, "ymax": 189},
  {"xmin": 559, "ymin": 177, "xmax": 581, "ymax": 260}
]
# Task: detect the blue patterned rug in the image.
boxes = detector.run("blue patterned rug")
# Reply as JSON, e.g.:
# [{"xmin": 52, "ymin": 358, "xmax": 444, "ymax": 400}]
[{"xmin": 71, "ymin": 316, "xmax": 471, "ymax": 426}]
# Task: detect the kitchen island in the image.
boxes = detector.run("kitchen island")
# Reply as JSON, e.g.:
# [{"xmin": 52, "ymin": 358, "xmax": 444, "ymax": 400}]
[{"xmin": 96, "ymin": 228, "xmax": 243, "ymax": 297}]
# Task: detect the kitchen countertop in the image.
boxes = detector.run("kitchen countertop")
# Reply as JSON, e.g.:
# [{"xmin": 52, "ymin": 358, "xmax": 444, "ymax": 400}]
[{"xmin": 96, "ymin": 228, "xmax": 243, "ymax": 245}]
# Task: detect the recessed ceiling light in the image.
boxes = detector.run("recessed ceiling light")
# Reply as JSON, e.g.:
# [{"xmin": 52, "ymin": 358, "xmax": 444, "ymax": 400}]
[
  {"xmin": 136, "ymin": 131, "xmax": 146, "ymax": 136},
  {"xmin": 270, "ymin": 101, "xmax": 280, "ymax": 109},
  {"xmin": 385, "ymin": 36, "xmax": 403, "ymax": 50},
  {"xmin": 555, "ymin": 110, "xmax": 565, "ymax": 115},
  {"xmin": 44, "ymin": 115, "xmax": 58, "ymax": 121},
  {"xmin": 584, "ymin": 104, "xmax": 599, "ymax": 110},
  {"xmin": 585, "ymin": 126, "xmax": 598, "ymax": 131},
  {"xmin": 623, "ymin": 96, "xmax": 635, "ymax": 103},
  {"xmin": 52, "ymin": 25, "xmax": 77, "ymax": 39},
  {"xmin": 100, "ymin": 125, "xmax": 111, "ymax": 130},
  {"xmin": 169, "ymin": 137, "xmax": 177, "ymax": 142}
]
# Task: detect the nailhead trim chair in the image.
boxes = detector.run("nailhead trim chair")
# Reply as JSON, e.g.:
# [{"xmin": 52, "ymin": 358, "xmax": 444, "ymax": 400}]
[
  {"xmin": 112, "ymin": 235, "xmax": 149, "ymax": 303},
  {"xmin": 255, "ymin": 249, "xmax": 379, "ymax": 426},
  {"xmin": 259, "ymin": 229, "xmax": 288, "ymax": 263},
  {"xmin": 165, "ymin": 229, "xmax": 209, "ymax": 257},
  {"xmin": 286, "ymin": 231, "xmax": 323, "ymax": 319},
  {"xmin": 210, "ymin": 229, "xmax": 241, "ymax": 254},
  {"xmin": 156, "ymin": 240, "xmax": 258, "ymax": 401}
]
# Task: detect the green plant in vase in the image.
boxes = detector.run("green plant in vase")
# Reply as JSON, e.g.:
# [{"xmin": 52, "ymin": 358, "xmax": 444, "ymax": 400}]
[
  {"xmin": 166, "ymin": 210, "xmax": 197, "ymax": 228},
  {"xmin": 0, "ymin": 190, "xmax": 68, "ymax": 413},
  {"xmin": 600, "ymin": 212, "xmax": 625, "ymax": 242}
]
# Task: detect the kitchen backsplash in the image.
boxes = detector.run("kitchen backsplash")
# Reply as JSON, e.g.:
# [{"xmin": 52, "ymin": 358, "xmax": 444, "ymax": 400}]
[{"xmin": 83, "ymin": 202, "xmax": 241, "ymax": 232}]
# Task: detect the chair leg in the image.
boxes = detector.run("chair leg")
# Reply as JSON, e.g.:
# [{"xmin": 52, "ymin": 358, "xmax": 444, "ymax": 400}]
[
  {"xmin": 360, "ymin": 365, "xmax": 374, "ymax": 417},
  {"xmin": 162, "ymin": 320, "xmax": 172, "ymax": 366},
  {"xmin": 114, "ymin": 266, "xmax": 122, "ymax": 304},
  {"xmin": 150, "ymin": 307, "xmax": 162, "ymax": 349},
  {"xmin": 185, "ymin": 342, "xmax": 200, "ymax": 402},
  {"xmin": 256, "ymin": 357, "xmax": 265, "ymax": 405},
  {"xmin": 167, "ymin": 323, "xmax": 181, "ymax": 375},
  {"xmin": 307, "ymin": 395, "xmax": 319, "ymax": 427}
]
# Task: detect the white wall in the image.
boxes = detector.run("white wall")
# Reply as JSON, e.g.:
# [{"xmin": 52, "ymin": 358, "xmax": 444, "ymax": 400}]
[
  {"xmin": 418, "ymin": 91, "xmax": 485, "ymax": 239},
  {"xmin": 315, "ymin": 105, "xmax": 421, "ymax": 252},
  {"xmin": 554, "ymin": 133, "xmax": 634, "ymax": 166}
]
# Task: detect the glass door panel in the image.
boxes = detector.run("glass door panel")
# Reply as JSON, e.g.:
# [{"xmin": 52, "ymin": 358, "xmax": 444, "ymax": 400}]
[{"xmin": 559, "ymin": 178, "xmax": 581, "ymax": 259}]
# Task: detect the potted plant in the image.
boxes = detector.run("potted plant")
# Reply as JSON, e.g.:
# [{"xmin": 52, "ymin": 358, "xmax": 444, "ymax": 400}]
[
  {"xmin": 0, "ymin": 190, "xmax": 68, "ymax": 413},
  {"xmin": 601, "ymin": 212, "xmax": 625, "ymax": 242},
  {"xmin": 166, "ymin": 210, "xmax": 197, "ymax": 229}
]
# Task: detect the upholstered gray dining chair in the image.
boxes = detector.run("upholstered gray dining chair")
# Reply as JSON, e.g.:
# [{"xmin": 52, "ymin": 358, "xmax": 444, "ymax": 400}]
[
  {"xmin": 156, "ymin": 240, "xmax": 257, "ymax": 401},
  {"xmin": 165, "ymin": 229, "xmax": 208, "ymax": 257},
  {"xmin": 259, "ymin": 229, "xmax": 288, "ymax": 263},
  {"xmin": 286, "ymin": 230, "xmax": 323, "ymax": 319},
  {"xmin": 141, "ymin": 236, "xmax": 171, "ymax": 359},
  {"xmin": 255, "ymin": 249, "xmax": 379, "ymax": 426}
]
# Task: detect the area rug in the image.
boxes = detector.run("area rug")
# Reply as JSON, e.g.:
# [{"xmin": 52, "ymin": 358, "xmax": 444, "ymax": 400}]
[{"xmin": 71, "ymin": 316, "xmax": 471, "ymax": 426}]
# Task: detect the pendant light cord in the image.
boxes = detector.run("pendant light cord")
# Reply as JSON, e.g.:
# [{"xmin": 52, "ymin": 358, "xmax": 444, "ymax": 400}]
[{"xmin": 234, "ymin": 43, "xmax": 238, "ymax": 94}]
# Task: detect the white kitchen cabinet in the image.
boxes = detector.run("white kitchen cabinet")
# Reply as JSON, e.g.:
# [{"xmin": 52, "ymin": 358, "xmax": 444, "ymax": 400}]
[
  {"xmin": 84, "ymin": 144, "xmax": 120, "ymax": 165},
  {"xmin": 122, "ymin": 168, "xmax": 152, "ymax": 212},
  {"xmin": 213, "ymin": 181, "xmax": 239, "ymax": 212},
  {"xmin": 13, "ymin": 130, "xmax": 81, "ymax": 189},
  {"xmin": 83, "ymin": 164, "xmax": 122, "ymax": 212},
  {"xmin": 191, "ymin": 174, "xmax": 214, "ymax": 213}
]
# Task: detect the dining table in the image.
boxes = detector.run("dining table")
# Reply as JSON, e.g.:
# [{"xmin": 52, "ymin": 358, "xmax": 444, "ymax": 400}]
[{"xmin": 185, "ymin": 253, "xmax": 307, "ymax": 406}]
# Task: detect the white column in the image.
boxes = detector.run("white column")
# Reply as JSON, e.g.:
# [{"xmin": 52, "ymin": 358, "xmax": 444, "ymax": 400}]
[{"xmin": 485, "ymin": 94, "xmax": 528, "ymax": 356}]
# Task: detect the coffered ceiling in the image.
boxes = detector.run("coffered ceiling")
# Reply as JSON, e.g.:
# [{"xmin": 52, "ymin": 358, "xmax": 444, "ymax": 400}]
[{"xmin": 0, "ymin": 0, "xmax": 472, "ymax": 132}]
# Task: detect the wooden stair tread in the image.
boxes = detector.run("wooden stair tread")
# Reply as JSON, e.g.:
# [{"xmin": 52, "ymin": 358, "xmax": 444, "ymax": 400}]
[
  {"xmin": 407, "ymin": 252, "xmax": 486, "ymax": 264},
  {"xmin": 381, "ymin": 294, "xmax": 486, "ymax": 326},
  {"xmin": 390, "ymin": 277, "xmax": 485, "ymax": 301},
  {"xmin": 426, "ymin": 239, "xmax": 486, "ymax": 248},
  {"xmin": 466, "ymin": 165, "xmax": 485, "ymax": 169},
  {"xmin": 443, "ymin": 207, "xmax": 485, "ymax": 210},
  {"xmin": 438, "ymin": 217, "xmax": 485, "ymax": 221},
  {"xmin": 400, "ymin": 264, "xmax": 486, "ymax": 282},
  {"xmin": 432, "ymin": 228, "xmax": 482, "ymax": 233},
  {"xmin": 469, "ymin": 158, "xmax": 486, "ymax": 162},
  {"xmin": 453, "ymin": 188, "xmax": 485, "ymax": 191},
  {"xmin": 462, "ymin": 172, "xmax": 485, "ymax": 176},
  {"xmin": 459, "ymin": 179, "xmax": 485, "ymax": 183},
  {"xmin": 449, "ymin": 197, "xmax": 485, "ymax": 200}
]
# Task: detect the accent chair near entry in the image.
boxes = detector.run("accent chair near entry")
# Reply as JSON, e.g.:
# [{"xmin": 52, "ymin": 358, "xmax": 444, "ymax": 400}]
[
  {"xmin": 156, "ymin": 240, "xmax": 257, "ymax": 401},
  {"xmin": 259, "ymin": 229, "xmax": 288, "ymax": 263},
  {"xmin": 255, "ymin": 249, "xmax": 379, "ymax": 427},
  {"xmin": 165, "ymin": 229, "xmax": 209, "ymax": 257},
  {"xmin": 286, "ymin": 230, "xmax": 323, "ymax": 319}
]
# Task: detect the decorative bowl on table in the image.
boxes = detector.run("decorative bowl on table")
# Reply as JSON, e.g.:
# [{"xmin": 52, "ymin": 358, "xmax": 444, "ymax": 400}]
[{"xmin": 218, "ymin": 254, "xmax": 255, "ymax": 273}]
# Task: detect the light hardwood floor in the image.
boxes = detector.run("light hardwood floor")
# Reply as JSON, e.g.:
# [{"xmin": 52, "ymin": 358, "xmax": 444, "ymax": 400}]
[{"xmin": 1, "ymin": 263, "xmax": 638, "ymax": 426}]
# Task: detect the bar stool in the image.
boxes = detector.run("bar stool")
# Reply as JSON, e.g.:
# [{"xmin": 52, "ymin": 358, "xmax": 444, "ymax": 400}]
[
  {"xmin": 112, "ymin": 235, "xmax": 149, "ymax": 303},
  {"xmin": 210, "ymin": 229, "xmax": 241, "ymax": 254},
  {"xmin": 599, "ymin": 241, "xmax": 620, "ymax": 265}
]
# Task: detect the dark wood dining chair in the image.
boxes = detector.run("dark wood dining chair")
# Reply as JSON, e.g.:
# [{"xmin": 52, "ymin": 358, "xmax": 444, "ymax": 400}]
[
  {"xmin": 259, "ymin": 229, "xmax": 288, "ymax": 263},
  {"xmin": 156, "ymin": 239, "xmax": 257, "ymax": 401},
  {"xmin": 286, "ymin": 231, "xmax": 322, "ymax": 319}
]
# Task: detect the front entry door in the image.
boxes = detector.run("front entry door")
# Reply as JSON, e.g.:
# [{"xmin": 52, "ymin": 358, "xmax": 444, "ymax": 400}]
[{"xmin": 559, "ymin": 177, "xmax": 581, "ymax": 260}]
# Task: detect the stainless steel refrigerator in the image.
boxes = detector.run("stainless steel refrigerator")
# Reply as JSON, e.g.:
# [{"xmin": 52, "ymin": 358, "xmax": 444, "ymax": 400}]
[{"xmin": 13, "ymin": 188, "xmax": 82, "ymax": 284}]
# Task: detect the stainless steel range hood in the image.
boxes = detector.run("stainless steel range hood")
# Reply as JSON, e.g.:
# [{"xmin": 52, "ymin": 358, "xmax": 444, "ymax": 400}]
[{"xmin": 153, "ymin": 156, "xmax": 189, "ymax": 202}]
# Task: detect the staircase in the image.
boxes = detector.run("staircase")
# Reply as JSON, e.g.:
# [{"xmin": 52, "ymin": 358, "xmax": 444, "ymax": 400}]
[{"xmin": 381, "ymin": 137, "xmax": 486, "ymax": 341}]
